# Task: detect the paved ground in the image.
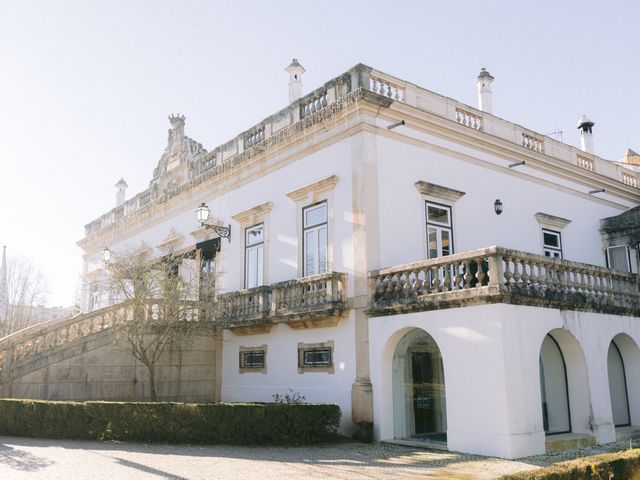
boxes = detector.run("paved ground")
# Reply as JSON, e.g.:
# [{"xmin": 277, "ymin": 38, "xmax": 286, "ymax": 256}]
[{"xmin": 0, "ymin": 436, "xmax": 636, "ymax": 480}]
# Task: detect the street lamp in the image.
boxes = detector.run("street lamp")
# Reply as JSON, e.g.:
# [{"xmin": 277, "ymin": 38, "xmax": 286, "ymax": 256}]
[
  {"xmin": 196, "ymin": 203, "xmax": 231, "ymax": 242},
  {"xmin": 102, "ymin": 247, "xmax": 111, "ymax": 262}
]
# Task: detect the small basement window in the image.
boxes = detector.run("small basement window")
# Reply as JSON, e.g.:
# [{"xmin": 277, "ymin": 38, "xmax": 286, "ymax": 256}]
[
  {"xmin": 298, "ymin": 341, "xmax": 334, "ymax": 374},
  {"xmin": 239, "ymin": 346, "xmax": 267, "ymax": 374}
]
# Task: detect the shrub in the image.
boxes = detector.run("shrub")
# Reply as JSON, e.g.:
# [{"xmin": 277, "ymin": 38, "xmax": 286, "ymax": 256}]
[
  {"xmin": 501, "ymin": 448, "xmax": 640, "ymax": 480},
  {"xmin": 0, "ymin": 399, "xmax": 341, "ymax": 445}
]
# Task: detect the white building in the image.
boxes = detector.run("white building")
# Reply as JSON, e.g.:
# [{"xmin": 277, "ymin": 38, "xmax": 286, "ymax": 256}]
[{"xmin": 24, "ymin": 61, "xmax": 640, "ymax": 458}]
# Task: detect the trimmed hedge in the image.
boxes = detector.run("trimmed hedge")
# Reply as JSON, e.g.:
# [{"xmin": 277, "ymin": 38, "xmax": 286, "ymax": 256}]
[
  {"xmin": 501, "ymin": 448, "xmax": 640, "ymax": 480},
  {"xmin": 0, "ymin": 399, "xmax": 341, "ymax": 445}
]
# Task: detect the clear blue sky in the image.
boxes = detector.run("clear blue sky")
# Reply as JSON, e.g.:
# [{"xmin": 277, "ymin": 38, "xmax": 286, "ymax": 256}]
[{"xmin": 1, "ymin": 0, "xmax": 638, "ymax": 306}]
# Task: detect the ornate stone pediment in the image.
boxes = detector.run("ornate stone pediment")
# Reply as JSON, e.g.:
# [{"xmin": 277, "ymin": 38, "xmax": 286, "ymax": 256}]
[{"xmin": 156, "ymin": 228, "xmax": 184, "ymax": 253}]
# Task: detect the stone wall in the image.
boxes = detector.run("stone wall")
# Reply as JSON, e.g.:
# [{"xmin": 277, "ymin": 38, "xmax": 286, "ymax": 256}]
[{"xmin": 1, "ymin": 332, "xmax": 219, "ymax": 402}]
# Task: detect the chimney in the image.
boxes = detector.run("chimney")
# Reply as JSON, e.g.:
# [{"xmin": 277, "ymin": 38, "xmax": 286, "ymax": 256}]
[
  {"xmin": 285, "ymin": 58, "xmax": 305, "ymax": 103},
  {"xmin": 577, "ymin": 115, "xmax": 595, "ymax": 154},
  {"xmin": 476, "ymin": 68, "xmax": 494, "ymax": 114},
  {"xmin": 115, "ymin": 178, "xmax": 128, "ymax": 207}
]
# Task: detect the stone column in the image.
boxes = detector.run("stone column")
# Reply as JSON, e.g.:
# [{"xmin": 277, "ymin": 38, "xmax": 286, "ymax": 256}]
[{"xmin": 349, "ymin": 127, "xmax": 381, "ymax": 441}]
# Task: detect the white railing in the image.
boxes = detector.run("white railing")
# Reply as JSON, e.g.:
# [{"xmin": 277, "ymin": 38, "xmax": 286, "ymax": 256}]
[
  {"xmin": 522, "ymin": 133, "xmax": 544, "ymax": 153},
  {"xmin": 300, "ymin": 90, "xmax": 328, "ymax": 118},
  {"xmin": 370, "ymin": 75, "xmax": 405, "ymax": 102},
  {"xmin": 623, "ymin": 172, "xmax": 637, "ymax": 187},
  {"xmin": 455, "ymin": 108, "xmax": 482, "ymax": 131},
  {"xmin": 577, "ymin": 156, "xmax": 594, "ymax": 172}
]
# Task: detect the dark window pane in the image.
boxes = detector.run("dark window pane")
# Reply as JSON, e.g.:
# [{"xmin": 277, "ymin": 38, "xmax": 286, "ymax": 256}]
[
  {"xmin": 427, "ymin": 205, "xmax": 450, "ymax": 225},
  {"xmin": 303, "ymin": 348, "xmax": 331, "ymax": 366},
  {"xmin": 241, "ymin": 351, "xmax": 265, "ymax": 368}
]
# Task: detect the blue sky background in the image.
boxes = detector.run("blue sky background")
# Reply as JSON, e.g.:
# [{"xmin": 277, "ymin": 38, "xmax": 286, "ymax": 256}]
[{"xmin": 1, "ymin": 0, "xmax": 638, "ymax": 306}]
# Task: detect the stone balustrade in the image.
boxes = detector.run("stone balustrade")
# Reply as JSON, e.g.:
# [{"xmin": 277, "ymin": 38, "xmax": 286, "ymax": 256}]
[
  {"xmin": 522, "ymin": 133, "xmax": 544, "ymax": 153},
  {"xmin": 455, "ymin": 108, "xmax": 482, "ymax": 130},
  {"xmin": 623, "ymin": 172, "xmax": 637, "ymax": 187},
  {"xmin": 0, "ymin": 301, "xmax": 212, "ymax": 378},
  {"xmin": 577, "ymin": 156, "xmax": 594, "ymax": 172},
  {"xmin": 369, "ymin": 246, "xmax": 640, "ymax": 316},
  {"xmin": 369, "ymin": 74, "xmax": 405, "ymax": 102},
  {"xmin": 300, "ymin": 90, "xmax": 328, "ymax": 119},
  {"xmin": 244, "ymin": 127, "xmax": 266, "ymax": 148},
  {"xmin": 82, "ymin": 63, "xmax": 638, "ymax": 241},
  {"xmin": 217, "ymin": 272, "xmax": 347, "ymax": 329}
]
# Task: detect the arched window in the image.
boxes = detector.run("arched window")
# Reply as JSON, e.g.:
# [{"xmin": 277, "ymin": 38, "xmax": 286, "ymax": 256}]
[
  {"xmin": 539, "ymin": 334, "xmax": 571, "ymax": 434},
  {"xmin": 608, "ymin": 341, "xmax": 631, "ymax": 427}
]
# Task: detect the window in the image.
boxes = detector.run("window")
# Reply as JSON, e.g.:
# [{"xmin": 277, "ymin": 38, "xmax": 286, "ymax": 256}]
[
  {"xmin": 240, "ymin": 350, "xmax": 265, "ymax": 368},
  {"xmin": 197, "ymin": 238, "xmax": 219, "ymax": 301},
  {"xmin": 245, "ymin": 223, "xmax": 264, "ymax": 288},
  {"xmin": 426, "ymin": 202, "xmax": 453, "ymax": 258},
  {"xmin": 239, "ymin": 345, "xmax": 267, "ymax": 374},
  {"xmin": 542, "ymin": 229, "xmax": 562, "ymax": 258},
  {"xmin": 303, "ymin": 202, "xmax": 328, "ymax": 276},
  {"xmin": 302, "ymin": 348, "xmax": 331, "ymax": 366},
  {"xmin": 606, "ymin": 245, "xmax": 631, "ymax": 272},
  {"xmin": 298, "ymin": 341, "xmax": 334, "ymax": 373}
]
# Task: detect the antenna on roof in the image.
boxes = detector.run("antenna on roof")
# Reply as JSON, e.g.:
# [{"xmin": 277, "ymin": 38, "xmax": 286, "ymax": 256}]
[{"xmin": 545, "ymin": 127, "xmax": 563, "ymax": 143}]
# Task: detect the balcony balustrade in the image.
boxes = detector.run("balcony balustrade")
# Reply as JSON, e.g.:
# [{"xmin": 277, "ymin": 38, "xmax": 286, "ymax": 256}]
[
  {"xmin": 369, "ymin": 246, "xmax": 640, "ymax": 316},
  {"xmin": 217, "ymin": 272, "xmax": 347, "ymax": 331}
]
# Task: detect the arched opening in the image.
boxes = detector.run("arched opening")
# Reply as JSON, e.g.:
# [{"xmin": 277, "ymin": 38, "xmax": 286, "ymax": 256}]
[
  {"xmin": 538, "ymin": 329, "xmax": 592, "ymax": 437},
  {"xmin": 539, "ymin": 334, "xmax": 571, "ymax": 434},
  {"xmin": 607, "ymin": 333, "xmax": 640, "ymax": 428},
  {"xmin": 392, "ymin": 329, "xmax": 447, "ymax": 443},
  {"xmin": 608, "ymin": 340, "xmax": 630, "ymax": 427}
]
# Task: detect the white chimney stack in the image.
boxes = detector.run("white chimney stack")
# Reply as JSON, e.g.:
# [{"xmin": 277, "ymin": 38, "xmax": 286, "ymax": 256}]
[
  {"xmin": 285, "ymin": 58, "xmax": 305, "ymax": 103},
  {"xmin": 476, "ymin": 68, "xmax": 494, "ymax": 114},
  {"xmin": 115, "ymin": 178, "xmax": 128, "ymax": 207},
  {"xmin": 577, "ymin": 115, "xmax": 595, "ymax": 154}
]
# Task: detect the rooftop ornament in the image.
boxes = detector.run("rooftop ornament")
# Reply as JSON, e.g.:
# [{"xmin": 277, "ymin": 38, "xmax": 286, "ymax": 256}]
[{"xmin": 196, "ymin": 203, "xmax": 232, "ymax": 242}]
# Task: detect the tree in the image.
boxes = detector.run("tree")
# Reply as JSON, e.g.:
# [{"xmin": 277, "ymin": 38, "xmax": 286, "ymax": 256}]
[
  {"xmin": 104, "ymin": 249, "xmax": 211, "ymax": 401},
  {"xmin": 0, "ymin": 254, "xmax": 49, "ymax": 336}
]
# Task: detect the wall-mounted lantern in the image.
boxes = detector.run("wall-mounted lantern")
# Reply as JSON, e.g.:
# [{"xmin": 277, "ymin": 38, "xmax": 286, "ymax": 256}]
[
  {"xmin": 494, "ymin": 199, "xmax": 503, "ymax": 215},
  {"xmin": 196, "ymin": 203, "xmax": 231, "ymax": 242}
]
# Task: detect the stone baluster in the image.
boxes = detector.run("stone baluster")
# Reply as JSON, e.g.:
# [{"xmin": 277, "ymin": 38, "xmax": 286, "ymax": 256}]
[
  {"xmin": 443, "ymin": 263, "xmax": 452, "ymax": 291},
  {"xmin": 512, "ymin": 257, "xmax": 522, "ymax": 287}
]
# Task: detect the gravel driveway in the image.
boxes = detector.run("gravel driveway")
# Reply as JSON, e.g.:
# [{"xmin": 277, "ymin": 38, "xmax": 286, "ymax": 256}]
[{"xmin": 0, "ymin": 436, "xmax": 635, "ymax": 480}]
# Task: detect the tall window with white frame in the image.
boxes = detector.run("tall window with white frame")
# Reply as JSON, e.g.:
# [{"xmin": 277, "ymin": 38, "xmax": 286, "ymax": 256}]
[
  {"xmin": 542, "ymin": 229, "xmax": 563, "ymax": 258},
  {"xmin": 245, "ymin": 224, "xmax": 264, "ymax": 288},
  {"xmin": 303, "ymin": 201, "xmax": 328, "ymax": 276},
  {"xmin": 426, "ymin": 202, "xmax": 453, "ymax": 258}
]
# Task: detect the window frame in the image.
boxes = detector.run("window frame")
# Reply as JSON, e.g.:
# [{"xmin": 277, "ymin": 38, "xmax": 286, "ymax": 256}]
[
  {"xmin": 244, "ymin": 223, "xmax": 265, "ymax": 289},
  {"xmin": 302, "ymin": 201, "xmax": 328, "ymax": 277},
  {"xmin": 297, "ymin": 341, "xmax": 334, "ymax": 374},
  {"xmin": 425, "ymin": 201, "xmax": 454, "ymax": 259},
  {"xmin": 606, "ymin": 245, "xmax": 631, "ymax": 273},
  {"xmin": 239, "ymin": 345, "xmax": 267, "ymax": 374},
  {"xmin": 542, "ymin": 228, "xmax": 563, "ymax": 259}
]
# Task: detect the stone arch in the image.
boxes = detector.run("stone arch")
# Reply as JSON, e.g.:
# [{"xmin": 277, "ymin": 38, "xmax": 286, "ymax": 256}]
[
  {"xmin": 389, "ymin": 328, "xmax": 447, "ymax": 444},
  {"xmin": 539, "ymin": 328, "xmax": 592, "ymax": 435},
  {"xmin": 608, "ymin": 333, "xmax": 640, "ymax": 427}
]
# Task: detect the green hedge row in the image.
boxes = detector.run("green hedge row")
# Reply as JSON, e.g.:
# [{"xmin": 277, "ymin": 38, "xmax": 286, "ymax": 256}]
[
  {"xmin": 501, "ymin": 448, "xmax": 640, "ymax": 480},
  {"xmin": 0, "ymin": 399, "xmax": 341, "ymax": 445}
]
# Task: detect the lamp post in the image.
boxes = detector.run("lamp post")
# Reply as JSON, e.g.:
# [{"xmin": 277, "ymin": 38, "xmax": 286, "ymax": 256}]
[{"xmin": 196, "ymin": 203, "xmax": 231, "ymax": 242}]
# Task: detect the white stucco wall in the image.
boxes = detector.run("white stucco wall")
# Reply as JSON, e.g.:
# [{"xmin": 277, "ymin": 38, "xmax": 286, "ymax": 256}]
[
  {"xmin": 221, "ymin": 311, "xmax": 357, "ymax": 432},
  {"xmin": 369, "ymin": 304, "xmax": 640, "ymax": 459},
  {"xmin": 374, "ymin": 134, "xmax": 629, "ymax": 271}
]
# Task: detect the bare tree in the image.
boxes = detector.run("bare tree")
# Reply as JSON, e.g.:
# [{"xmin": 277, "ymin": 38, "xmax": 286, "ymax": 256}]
[
  {"xmin": 0, "ymin": 255, "xmax": 49, "ymax": 336},
  {"xmin": 104, "ymin": 249, "xmax": 211, "ymax": 401}
]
